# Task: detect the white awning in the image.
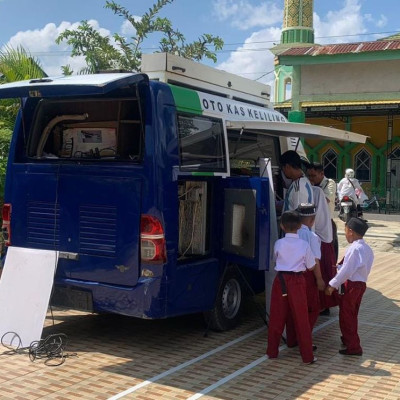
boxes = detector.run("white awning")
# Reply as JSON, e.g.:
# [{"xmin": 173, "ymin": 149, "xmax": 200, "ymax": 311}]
[{"xmin": 225, "ymin": 120, "xmax": 367, "ymax": 143}]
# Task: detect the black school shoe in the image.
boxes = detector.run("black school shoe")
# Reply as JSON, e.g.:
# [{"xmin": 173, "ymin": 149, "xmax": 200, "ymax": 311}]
[
  {"xmin": 339, "ymin": 349, "xmax": 363, "ymax": 356},
  {"xmin": 305, "ymin": 356, "xmax": 317, "ymax": 364},
  {"xmin": 287, "ymin": 343, "xmax": 317, "ymax": 351}
]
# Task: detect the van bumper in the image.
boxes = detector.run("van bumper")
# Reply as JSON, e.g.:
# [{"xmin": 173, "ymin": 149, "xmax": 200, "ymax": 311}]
[{"xmin": 51, "ymin": 276, "xmax": 166, "ymax": 319}]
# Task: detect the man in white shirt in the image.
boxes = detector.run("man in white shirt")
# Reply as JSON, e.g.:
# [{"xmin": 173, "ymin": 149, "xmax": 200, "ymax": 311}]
[
  {"xmin": 306, "ymin": 163, "xmax": 336, "ymax": 218},
  {"xmin": 306, "ymin": 162, "xmax": 339, "ymax": 263}
]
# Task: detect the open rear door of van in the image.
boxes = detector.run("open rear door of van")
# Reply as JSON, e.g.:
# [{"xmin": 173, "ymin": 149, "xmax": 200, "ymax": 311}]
[{"xmin": 0, "ymin": 73, "xmax": 148, "ymax": 99}]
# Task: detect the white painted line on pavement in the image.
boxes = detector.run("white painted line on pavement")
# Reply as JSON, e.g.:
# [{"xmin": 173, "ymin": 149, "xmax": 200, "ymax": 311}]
[
  {"xmin": 186, "ymin": 318, "xmax": 338, "ymax": 400},
  {"xmin": 107, "ymin": 325, "xmax": 266, "ymax": 400},
  {"xmin": 361, "ymin": 321, "xmax": 400, "ymax": 330}
]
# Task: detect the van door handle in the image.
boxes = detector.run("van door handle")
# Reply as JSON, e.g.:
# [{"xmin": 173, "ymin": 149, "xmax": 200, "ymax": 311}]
[{"xmin": 59, "ymin": 252, "xmax": 79, "ymax": 260}]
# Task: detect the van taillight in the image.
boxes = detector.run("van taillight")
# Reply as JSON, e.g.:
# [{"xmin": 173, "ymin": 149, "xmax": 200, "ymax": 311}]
[
  {"xmin": 140, "ymin": 215, "xmax": 166, "ymax": 264},
  {"xmin": 2, "ymin": 203, "xmax": 11, "ymax": 246}
]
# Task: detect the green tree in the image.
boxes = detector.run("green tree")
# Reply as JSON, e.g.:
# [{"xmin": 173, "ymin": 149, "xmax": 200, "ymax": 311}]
[
  {"xmin": 0, "ymin": 45, "xmax": 47, "ymax": 130},
  {"xmin": 0, "ymin": 128, "xmax": 12, "ymax": 197},
  {"xmin": 56, "ymin": 0, "xmax": 224, "ymax": 74},
  {"xmin": 0, "ymin": 45, "xmax": 47, "ymax": 84},
  {"xmin": 0, "ymin": 46, "xmax": 47, "ymax": 210}
]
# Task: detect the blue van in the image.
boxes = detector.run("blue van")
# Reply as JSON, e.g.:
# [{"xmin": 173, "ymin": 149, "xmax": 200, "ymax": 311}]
[{"xmin": 0, "ymin": 54, "xmax": 366, "ymax": 330}]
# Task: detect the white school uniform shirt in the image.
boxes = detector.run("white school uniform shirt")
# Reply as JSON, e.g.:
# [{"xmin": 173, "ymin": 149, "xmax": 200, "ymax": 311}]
[
  {"xmin": 283, "ymin": 176, "xmax": 313, "ymax": 212},
  {"xmin": 318, "ymin": 176, "xmax": 336, "ymax": 218},
  {"xmin": 312, "ymin": 185, "xmax": 333, "ymax": 243},
  {"xmin": 274, "ymin": 233, "xmax": 316, "ymax": 272},
  {"xmin": 298, "ymin": 224, "xmax": 321, "ymax": 260},
  {"xmin": 329, "ymin": 239, "xmax": 374, "ymax": 289}
]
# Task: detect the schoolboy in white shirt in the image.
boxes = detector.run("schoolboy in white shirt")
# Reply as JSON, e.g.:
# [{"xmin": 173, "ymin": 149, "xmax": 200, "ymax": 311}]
[
  {"xmin": 296, "ymin": 203, "xmax": 325, "ymax": 330},
  {"xmin": 266, "ymin": 211, "xmax": 317, "ymax": 364},
  {"xmin": 325, "ymin": 217, "xmax": 374, "ymax": 356}
]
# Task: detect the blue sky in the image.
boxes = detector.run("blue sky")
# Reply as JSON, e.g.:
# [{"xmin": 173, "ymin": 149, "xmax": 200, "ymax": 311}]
[{"xmin": 1, "ymin": 0, "xmax": 400, "ymax": 87}]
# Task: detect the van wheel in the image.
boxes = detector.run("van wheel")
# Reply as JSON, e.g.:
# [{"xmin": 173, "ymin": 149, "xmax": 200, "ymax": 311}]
[{"xmin": 205, "ymin": 266, "xmax": 243, "ymax": 331}]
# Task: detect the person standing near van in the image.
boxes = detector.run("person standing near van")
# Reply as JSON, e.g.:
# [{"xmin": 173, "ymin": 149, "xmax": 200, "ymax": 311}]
[
  {"xmin": 266, "ymin": 211, "xmax": 316, "ymax": 364},
  {"xmin": 307, "ymin": 163, "xmax": 337, "ymax": 218},
  {"xmin": 325, "ymin": 217, "xmax": 374, "ymax": 356},
  {"xmin": 306, "ymin": 163, "xmax": 337, "ymax": 248},
  {"xmin": 306, "ymin": 162, "xmax": 339, "ymax": 315},
  {"xmin": 296, "ymin": 203, "xmax": 324, "ymax": 328},
  {"xmin": 310, "ymin": 184, "xmax": 338, "ymax": 315},
  {"xmin": 279, "ymin": 151, "xmax": 313, "ymax": 212}
]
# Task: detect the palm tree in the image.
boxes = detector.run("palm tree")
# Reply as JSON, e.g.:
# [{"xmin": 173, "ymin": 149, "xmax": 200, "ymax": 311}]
[
  {"xmin": 0, "ymin": 46, "xmax": 47, "ymax": 207},
  {"xmin": 0, "ymin": 45, "xmax": 47, "ymax": 84},
  {"xmin": 0, "ymin": 45, "xmax": 47, "ymax": 130}
]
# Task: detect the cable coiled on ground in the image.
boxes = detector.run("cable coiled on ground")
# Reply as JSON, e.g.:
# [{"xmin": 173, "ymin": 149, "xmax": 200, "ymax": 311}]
[{"xmin": 1, "ymin": 332, "xmax": 76, "ymax": 366}]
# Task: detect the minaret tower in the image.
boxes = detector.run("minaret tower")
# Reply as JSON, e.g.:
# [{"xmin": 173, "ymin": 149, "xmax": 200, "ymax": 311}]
[
  {"xmin": 281, "ymin": 0, "xmax": 314, "ymax": 45},
  {"xmin": 273, "ymin": 0, "xmax": 315, "ymax": 116}
]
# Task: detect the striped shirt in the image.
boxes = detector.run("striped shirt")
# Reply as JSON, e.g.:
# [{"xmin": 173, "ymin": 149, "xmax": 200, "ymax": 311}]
[{"xmin": 283, "ymin": 176, "xmax": 313, "ymax": 212}]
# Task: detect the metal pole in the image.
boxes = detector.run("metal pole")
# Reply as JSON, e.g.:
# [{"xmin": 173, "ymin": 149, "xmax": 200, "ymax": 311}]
[{"xmin": 386, "ymin": 115, "xmax": 393, "ymax": 212}]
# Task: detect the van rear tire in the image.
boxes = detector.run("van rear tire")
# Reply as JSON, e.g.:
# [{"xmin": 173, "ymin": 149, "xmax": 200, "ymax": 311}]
[{"xmin": 205, "ymin": 266, "xmax": 243, "ymax": 331}]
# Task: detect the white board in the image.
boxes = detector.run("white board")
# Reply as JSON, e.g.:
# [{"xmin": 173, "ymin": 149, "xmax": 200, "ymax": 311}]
[{"xmin": 0, "ymin": 247, "xmax": 58, "ymax": 347}]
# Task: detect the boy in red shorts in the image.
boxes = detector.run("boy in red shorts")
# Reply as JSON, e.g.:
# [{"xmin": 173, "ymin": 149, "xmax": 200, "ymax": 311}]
[
  {"xmin": 325, "ymin": 217, "xmax": 374, "ymax": 356},
  {"xmin": 267, "ymin": 210, "xmax": 316, "ymax": 364}
]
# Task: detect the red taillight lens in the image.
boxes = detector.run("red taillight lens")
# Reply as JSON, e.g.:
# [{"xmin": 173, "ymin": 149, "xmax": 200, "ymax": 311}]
[
  {"xmin": 140, "ymin": 215, "xmax": 166, "ymax": 264},
  {"xmin": 342, "ymin": 196, "xmax": 350, "ymax": 201},
  {"xmin": 141, "ymin": 215, "xmax": 164, "ymax": 235},
  {"xmin": 2, "ymin": 203, "xmax": 11, "ymax": 246}
]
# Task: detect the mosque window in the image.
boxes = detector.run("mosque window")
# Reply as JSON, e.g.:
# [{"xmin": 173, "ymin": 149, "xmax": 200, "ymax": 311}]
[
  {"xmin": 355, "ymin": 149, "xmax": 371, "ymax": 182},
  {"xmin": 389, "ymin": 147, "xmax": 400, "ymax": 159},
  {"xmin": 284, "ymin": 78, "xmax": 292, "ymax": 101},
  {"xmin": 322, "ymin": 149, "xmax": 337, "ymax": 180}
]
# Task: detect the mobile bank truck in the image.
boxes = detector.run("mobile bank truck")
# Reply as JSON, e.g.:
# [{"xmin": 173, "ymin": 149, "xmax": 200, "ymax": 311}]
[{"xmin": 0, "ymin": 53, "xmax": 366, "ymax": 330}]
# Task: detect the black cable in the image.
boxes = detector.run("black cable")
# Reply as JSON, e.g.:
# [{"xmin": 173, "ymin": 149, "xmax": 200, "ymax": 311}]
[
  {"xmin": 232, "ymin": 264, "xmax": 269, "ymax": 328},
  {"xmin": 1, "ymin": 332, "xmax": 76, "ymax": 366},
  {"xmin": 233, "ymin": 265, "xmax": 287, "ymax": 345}
]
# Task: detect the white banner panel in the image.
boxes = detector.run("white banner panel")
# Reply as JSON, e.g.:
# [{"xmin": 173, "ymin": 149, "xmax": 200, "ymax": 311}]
[{"xmin": 0, "ymin": 247, "xmax": 58, "ymax": 347}]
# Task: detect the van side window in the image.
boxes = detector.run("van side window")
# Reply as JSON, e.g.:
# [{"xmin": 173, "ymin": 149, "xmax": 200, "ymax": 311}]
[
  {"xmin": 27, "ymin": 98, "xmax": 143, "ymax": 161},
  {"xmin": 177, "ymin": 115, "xmax": 227, "ymax": 172},
  {"xmin": 227, "ymin": 129, "xmax": 279, "ymax": 172}
]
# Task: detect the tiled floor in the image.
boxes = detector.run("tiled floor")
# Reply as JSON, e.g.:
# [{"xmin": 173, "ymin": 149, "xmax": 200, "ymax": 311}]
[{"xmin": 0, "ymin": 218, "xmax": 399, "ymax": 399}]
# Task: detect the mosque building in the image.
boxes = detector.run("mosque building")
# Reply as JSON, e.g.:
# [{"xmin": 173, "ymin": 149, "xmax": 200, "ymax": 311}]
[{"xmin": 272, "ymin": 0, "xmax": 400, "ymax": 209}]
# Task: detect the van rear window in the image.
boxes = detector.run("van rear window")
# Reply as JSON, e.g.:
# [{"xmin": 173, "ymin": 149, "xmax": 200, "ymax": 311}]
[{"xmin": 27, "ymin": 97, "xmax": 143, "ymax": 161}]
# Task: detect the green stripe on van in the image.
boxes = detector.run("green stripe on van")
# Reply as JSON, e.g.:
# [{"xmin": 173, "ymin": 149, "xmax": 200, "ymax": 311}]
[
  {"xmin": 191, "ymin": 172, "xmax": 215, "ymax": 176},
  {"xmin": 169, "ymin": 84, "xmax": 202, "ymax": 115}
]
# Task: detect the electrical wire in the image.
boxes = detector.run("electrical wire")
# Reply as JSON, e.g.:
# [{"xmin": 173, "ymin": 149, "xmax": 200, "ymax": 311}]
[
  {"xmin": 1, "ymin": 332, "xmax": 77, "ymax": 366},
  {"xmin": 26, "ymin": 29, "xmax": 400, "ymax": 58}
]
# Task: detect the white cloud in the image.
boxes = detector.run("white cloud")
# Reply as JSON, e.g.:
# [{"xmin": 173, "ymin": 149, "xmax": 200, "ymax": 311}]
[
  {"xmin": 375, "ymin": 15, "xmax": 388, "ymax": 29},
  {"xmin": 365, "ymin": 13, "xmax": 388, "ymax": 29},
  {"xmin": 217, "ymin": 26, "xmax": 281, "ymax": 87},
  {"xmin": 314, "ymin": 0, "xmax": 368, "ymax": 44},
  {"xmin": 120, "ymin": 15, "xmax": 141, "ymax": 36},
  {"xmin": 213, "ymin": 0, "xmax": 282, "ymax": 30},
  {"xmin": 3, "ymin": 20, "xmax": 112, "ymax": 76},
  {"xmin": 215, "ymin": 0, "xmax": 379, "ymax": 101}
]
